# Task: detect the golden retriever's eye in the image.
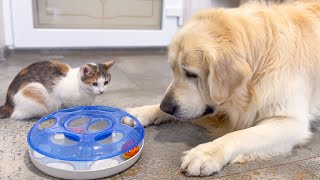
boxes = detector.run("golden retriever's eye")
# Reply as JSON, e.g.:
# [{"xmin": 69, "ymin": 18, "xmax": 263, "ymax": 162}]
[{"xmin": 185, "ymin": 71, "xmax": 198, "ymax": 78}]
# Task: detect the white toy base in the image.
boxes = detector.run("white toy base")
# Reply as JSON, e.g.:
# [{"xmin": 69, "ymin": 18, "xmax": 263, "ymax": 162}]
[{"xmin": 29, "ymin": 141, "xmax": 144, "ymax": 180}]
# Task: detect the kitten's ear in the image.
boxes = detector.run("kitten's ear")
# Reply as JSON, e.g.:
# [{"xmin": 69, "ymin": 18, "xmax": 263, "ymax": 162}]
[
  {"xmin": 104, "ymin": 60, "xmax": 115, "ymax": 70},
  {"xmin": 80, "ymin": 65, "xmax": 93, "ymax": 77}
]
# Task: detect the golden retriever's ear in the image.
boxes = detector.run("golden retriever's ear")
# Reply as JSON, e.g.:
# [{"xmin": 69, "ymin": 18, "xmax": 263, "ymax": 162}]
[{"xmin": 208, "ymin": 54, "xmax": 252, "ymax": 104}]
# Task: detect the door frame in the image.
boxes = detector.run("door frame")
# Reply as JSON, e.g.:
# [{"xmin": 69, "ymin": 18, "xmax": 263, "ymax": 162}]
[{"xmin": 8, "ymin": 0, "xmax": 183, "ymax": 48}]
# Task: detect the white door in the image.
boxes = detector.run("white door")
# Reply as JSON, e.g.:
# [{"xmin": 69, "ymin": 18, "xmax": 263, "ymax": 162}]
[{"xmin": 10, "ymin": 0, "xmax": 183, "ymax": 48}]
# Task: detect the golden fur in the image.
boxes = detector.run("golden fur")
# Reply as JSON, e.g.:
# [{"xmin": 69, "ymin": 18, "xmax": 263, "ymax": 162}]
[
  {"xmin": 128, "ymin": 0, "xmax": 320, "ymax": 176},
  {"xmin": 186, "ymin": 0, "xmax": 319, "ymax": 126}
]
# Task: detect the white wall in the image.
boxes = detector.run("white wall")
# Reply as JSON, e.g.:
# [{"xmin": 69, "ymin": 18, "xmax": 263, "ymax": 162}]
[{"xmin": 0, "ymin": 0, "xmax": 5, "ymax": 48}]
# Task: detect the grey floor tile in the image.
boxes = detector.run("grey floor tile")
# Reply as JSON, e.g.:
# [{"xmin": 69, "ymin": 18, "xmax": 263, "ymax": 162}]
[
  {"xmin": 303, "ymin": 133, "xmax": 320, "ymax": 156},
  {"xmin": 116, "ymin": 55, "xmax": 172, "ymax": 90},
  {"xmin": 94, "ymin": 88, "xmax": 166, "ymax": 109},
  {"xmin": 216, "ymin": 163, "xmax": 319, "ymax": 180},
  {"xmin": 106, "ymin": 65, "xmax": 139, "ymax": 92},
  {"xmin": 296, "ymin": 157, "xmax": 320, "ymax": 178},
  {"xmin": 206, "ymin": 145, "xmax": 317, "ymax": 178},
  {"xmin": 1, "ymin": 50, "xmax": 320, "ymax": 180}
]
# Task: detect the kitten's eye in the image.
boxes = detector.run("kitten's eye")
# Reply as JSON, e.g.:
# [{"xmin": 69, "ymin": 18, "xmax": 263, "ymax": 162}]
[
  {"xmin": 92, "ymin": 83, "xmax": 98, "ymax": 86},
  {"xmin": 104, "ymin": 81, "xmax": 109, "ymax": 85},
  {"xmin": 185, "ymin": 71, "xmax": 198, "ymax": 78}
]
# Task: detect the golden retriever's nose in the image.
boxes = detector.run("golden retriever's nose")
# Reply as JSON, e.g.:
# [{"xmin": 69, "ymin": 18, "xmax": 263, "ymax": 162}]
[
  {"xmin": 160, "ymin": 98, "xmax": 177, "ymax": 115},
  {"xmin": 203, "ymin": 106, "xmax": 214, "ymax": 116}
]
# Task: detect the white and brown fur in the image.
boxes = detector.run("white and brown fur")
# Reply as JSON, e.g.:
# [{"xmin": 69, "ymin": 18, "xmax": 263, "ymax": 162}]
[
  {"xmin": 0, "ymin": 60, "xmax": 114, "ymax": 120},
  {"xmin": 126, "ymin": 0, "xmax": 320, "ymax": 176}
]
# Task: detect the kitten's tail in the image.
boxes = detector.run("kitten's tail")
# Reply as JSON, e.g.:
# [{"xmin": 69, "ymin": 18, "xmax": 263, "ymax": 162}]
[{"xmin": 0, "ymin": 94, "xmax": 13, "ymax": 119}]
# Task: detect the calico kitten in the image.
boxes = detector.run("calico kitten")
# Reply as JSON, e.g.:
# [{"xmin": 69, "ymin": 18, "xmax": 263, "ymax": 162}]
[{"xmin": 0, "ymin": 60, "xmax": 115, "ymax": 120}]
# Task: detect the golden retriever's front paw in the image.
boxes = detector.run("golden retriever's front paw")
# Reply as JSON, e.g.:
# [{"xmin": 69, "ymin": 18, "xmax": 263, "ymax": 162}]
[
  {"xmin": 126, "ymin": 105, "xmax": 173, "ymax": 127},
  {"xmin": 180, "ymin": 145, "xmax": 227, "ymax": 176},
  {"xmin": 125, "ymin": 108, "xmax": 154, "ymax": 126}
]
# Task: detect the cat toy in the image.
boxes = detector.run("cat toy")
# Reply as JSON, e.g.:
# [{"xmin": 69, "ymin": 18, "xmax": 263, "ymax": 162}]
[{"xmin": 27, "ymin": 106, "xmax": 144, "ymax": 179}]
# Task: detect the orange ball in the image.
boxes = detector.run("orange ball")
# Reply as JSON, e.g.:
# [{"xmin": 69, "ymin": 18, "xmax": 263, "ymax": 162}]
[{"xmin": 122, "ymin": 146, "xmax": 139, "ymax": 159}]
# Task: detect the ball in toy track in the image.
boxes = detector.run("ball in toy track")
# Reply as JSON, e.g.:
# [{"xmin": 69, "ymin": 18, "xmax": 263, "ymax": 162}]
[
  {"xmin": 121, "ymin": 141, "xmax": 140, "ymax": 159},
  {"xmin": 122, "ymin": 146, "xmax": 140, "ymax": 159}
]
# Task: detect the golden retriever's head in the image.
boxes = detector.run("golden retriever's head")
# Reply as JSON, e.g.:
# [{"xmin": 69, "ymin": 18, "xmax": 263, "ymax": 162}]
[{"xmin": 160, "ymin": 11, "xmax": 252, "ymax": 120}]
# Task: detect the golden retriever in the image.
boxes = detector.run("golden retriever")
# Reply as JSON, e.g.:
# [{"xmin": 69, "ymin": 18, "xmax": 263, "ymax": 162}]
[{"xmin": 127, "ymin": 0, "xmax": 320, "ymax": 176}]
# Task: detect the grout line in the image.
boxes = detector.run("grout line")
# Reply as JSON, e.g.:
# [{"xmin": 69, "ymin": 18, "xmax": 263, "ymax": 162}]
[
  {"xmin": 294, "ymin": 157, "xmax": 320, "ymax": 179},
  {"xmin": 295, "ymin": 162, "xmax": 320, "ymax": 179},
  {"xmin": 213, "ymin": 155, "xmax": 320, "ymax": 179},
  {"xmin": 215, "ymin": 161, "xmax": 320, "ymax": 179}
]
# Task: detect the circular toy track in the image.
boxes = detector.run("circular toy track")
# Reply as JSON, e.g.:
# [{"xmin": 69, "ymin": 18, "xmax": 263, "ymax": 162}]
[{"xmin": 27, "ymin": 106, "xmax": 144, "ymax": 161}]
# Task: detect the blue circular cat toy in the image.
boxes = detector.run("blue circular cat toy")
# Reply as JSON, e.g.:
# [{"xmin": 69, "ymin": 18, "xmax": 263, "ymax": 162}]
[{"xmin": 27, "ymin": 106, "xmax": 144, "ymax": 179}]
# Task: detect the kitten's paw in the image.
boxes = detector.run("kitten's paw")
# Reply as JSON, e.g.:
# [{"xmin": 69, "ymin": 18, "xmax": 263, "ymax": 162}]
[
  {"xmin": 11, "ymin": 111, "xmax": 27, "ymax": 120},
  {"xmin": 11, "ymin": 111, "xmax": 40, "ymax": 120},
  {"xmin": 125, "ymin": 105, "xmax": 173, "ymax": 127},
  {"xmin": 181, "ymin": 143, "xmax": 229, "ymax": 176}
]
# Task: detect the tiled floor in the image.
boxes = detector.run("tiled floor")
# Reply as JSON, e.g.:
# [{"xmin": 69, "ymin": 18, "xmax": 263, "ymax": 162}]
[{"xmin": 0, "ymin": 49, "xmax": 319, "ymax": 180}]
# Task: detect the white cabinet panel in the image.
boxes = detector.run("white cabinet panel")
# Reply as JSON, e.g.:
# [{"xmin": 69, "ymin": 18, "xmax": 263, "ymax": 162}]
[{"xmin": 34, "ymin": 0, "xmax": 162, "ymax": 29}]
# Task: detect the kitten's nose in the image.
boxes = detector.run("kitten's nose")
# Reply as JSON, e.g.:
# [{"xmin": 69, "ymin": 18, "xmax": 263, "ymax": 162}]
[{"xmin": 99, "ymin": 90, "xmax": 104, "ymax": 94}]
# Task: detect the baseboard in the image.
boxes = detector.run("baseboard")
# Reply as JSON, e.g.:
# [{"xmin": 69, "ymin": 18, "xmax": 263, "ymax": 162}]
[{"xmin": 0, "ymin": 46, "xmax": 8, "ymax": 61}]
